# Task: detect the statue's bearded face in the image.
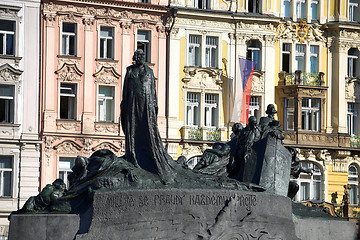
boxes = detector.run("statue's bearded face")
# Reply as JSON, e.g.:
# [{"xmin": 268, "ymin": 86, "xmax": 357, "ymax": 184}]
[{"xmin": 134, "ymin": 51, "xmax": 145, "ymax": 65}]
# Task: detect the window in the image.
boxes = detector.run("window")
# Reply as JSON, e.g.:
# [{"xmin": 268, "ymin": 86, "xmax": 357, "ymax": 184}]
[
  {"xmin": 349, "ymin": 0, "xmax": 359, "ymax": 22},
  {"xmin": 100, "ymin": 27, "xmax": 114, "ymax": 59},
  {"xmin": 283, "ymin": 0, "xmax": 292, "ymax": 18},
  {"xmin": 295, "ymin": 44, "xmax": 305, "ymax": 72},
  {"xmin": 293, "ymin": 161, "xmax": 322, "ymax": 202},
  {"xmin": 138, "ymin": 0, "xmax": 149, "ymax": 2},
  {"xmin": 285, "ymin": 98, "xmax": 295, "ymax": 130},
  {"xmin": 348, "ymin": 48, "xmax": 358, "ymax": 78},
  {"xmin": 248, "ymin": 0, "xmax": 261, "ymax": 13},
  {"xmin": 302, "ymin": 98, "xmax": 320, "ymax": 131},
  {"xmin": 0, "ymin": 20, "xmax": 15, "ymax": 56},
  {"xmin": 282, "ymin": 43, "xmax": 291, "ymax": 73},
  {"xmin": 189, "ymin": 35, "xmax": 201, "ymax": 67},
  {"xmin": 137, "ymin": 30, "xmax": 150, "ymax": 63},
  {"xmin": 310, "ymin": 46, "xmax": 318, "ymax": 73},
  {"xmin": 204, "ymin": 94, "xmax": 218, "ymax": 127},
  {"xmin": 348, "ymin": 103, "xmax": 358, "ymax": 135},
  {"xmin": 0, "ymin": 85, "xmax": 14, "ymax": 123},
  {"xmin": 249, "ymin": 96, "xmax": 261, "ymax": 121},
  {"xmin": 349, "ymin": 164, "xmax": 359, "ymax": 205},
  {"xmin": 98, "ymin": 86, "xmax": 114, "ymax": 122},
  {"xmin": 194, "ymin": 0, "xmax": 209, "ymax": 9},
  {"xmin": 0, "ymin": 156, "xmax": 12, "ymax": 197},
  {"xmin": 62, "ymin": 23, "xmax": 76, "ymax": 56},
  {"xmin": 60, "ymin": 83, "xmax": 76, "ymax": 120},
  {"xmin": 311, "ymin": 0, "xmax": 318, "ymax": 20},
  {"xmin": 186, "ymin": 92, "xmax": 200, "ymax": 126},
  {"xmin": 205, "ymin": 37, "xmax": 218, "ymax": 68},
  {"xmin": 296, "ymin": 0, "xmax": 306, "ymax": 19},
  {"xmin": 247, "ymin": 40, "xmax": 261, "ymax": 71},
  {"xmin": 59, "ymin": 157, "xmax": 75, "ymax": 188}
]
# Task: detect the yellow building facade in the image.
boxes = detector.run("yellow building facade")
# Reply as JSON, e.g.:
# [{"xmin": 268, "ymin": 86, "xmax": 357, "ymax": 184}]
[{"xmin": 167, "ymin": 0, "xmax": 360, "ymax": 205}]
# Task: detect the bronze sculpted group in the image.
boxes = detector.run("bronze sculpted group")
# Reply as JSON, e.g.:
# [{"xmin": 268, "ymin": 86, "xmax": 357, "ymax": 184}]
[{"xmin": 13, "ymin": 50, "xmax": 305, "ymax": 214}]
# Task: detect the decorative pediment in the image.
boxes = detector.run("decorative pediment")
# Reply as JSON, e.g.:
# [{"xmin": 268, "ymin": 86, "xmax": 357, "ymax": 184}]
[
  {"xmin": 54, "ymin": 140, "xmax": 82, "ymax": 154},
  {"xmin": 93, "ymin": 66, "xmax": 121, "ymax": 84},
  {"xmin": 251, "ymin": 72, "xmax": 265, "ymax": 94},
  {"xmin": 56, "ymin": 63, "xmax": 83, "ymax": 82},
  {"xmin": 182, "ymin": 67, "xmax": 223, "ymax": 89},
  {"xmin": 0, "ymin": 63, "xmax": 23, "ymax": 82},
  {"xmin": 92, "ymin": 142, "xmax": 120, "ymax": 152},
  {"xmin": 346, "ymin": 78, "xmax": 360, "ymax": 101},
  {"xmin": 276, "ymin": 20, "xmax": 325, "ymax": 43}
]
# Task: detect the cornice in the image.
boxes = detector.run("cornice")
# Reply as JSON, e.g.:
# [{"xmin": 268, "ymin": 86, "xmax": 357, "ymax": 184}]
[{"xmin": 44, "ymin": 0, "xmax": 168, "ymax": 13}]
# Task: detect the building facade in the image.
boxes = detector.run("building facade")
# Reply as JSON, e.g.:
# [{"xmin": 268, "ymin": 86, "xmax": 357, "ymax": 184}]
[
  {"xmin": 167, "ymin": 0, "xmax": 360, "ymax": 206},
  {"xmin": 40, "ymin": 0, "xmax": 169, "ymax": 189},
  {"xmin": 0, "ymin": 0, "xmax": 41, "ymax": 236}
]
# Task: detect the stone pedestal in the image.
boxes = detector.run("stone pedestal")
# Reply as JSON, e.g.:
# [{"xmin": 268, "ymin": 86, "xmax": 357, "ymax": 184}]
[{"xmin": 8, "ymin": 189, "xmax": 357, "ymax": 240}]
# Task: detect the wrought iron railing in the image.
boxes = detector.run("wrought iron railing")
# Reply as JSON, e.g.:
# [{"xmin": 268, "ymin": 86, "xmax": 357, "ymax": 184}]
[
  {"xmin": 188, "ymin": 127, "xmax": 203, "ymax": 140},
  {"xmin": 284, "ymin": 72, "xmax": 324, "ymax": 86},
  {"xmin": 350, "ymin": 135, "xmax": 360, "ymax": 148},
  {"xmin": 206, "ymin": 127, "xmax": 221, "ymax": 141}
]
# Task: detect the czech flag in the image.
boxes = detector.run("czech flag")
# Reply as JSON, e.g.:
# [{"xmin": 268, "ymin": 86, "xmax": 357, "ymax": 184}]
[{"xmin": 231, "ymin": 57, "xmax": 256, "ymax": 124}]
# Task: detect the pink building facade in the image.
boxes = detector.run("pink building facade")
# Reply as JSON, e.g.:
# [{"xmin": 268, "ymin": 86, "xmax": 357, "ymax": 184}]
[{"xmin": 40, "ymin": 0, "xmax": 169, "ymax": 188}]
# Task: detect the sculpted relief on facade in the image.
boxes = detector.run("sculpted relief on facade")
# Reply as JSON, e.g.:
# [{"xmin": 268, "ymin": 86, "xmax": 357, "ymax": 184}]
[
  {"xmin": 0, "ymin": 64, "xmax": 23, "ymax": 83},
  {"xmin": 55, "ymin": 63, "xmax": 83, "ymax": 82},
  {"xmin": 182, "ymin": 67, "xmax": 223, "ymax": 89},
  {"xmin": 346, "ymin": 79, "xmax": 360, "ymax": 102},
  {"xmin": 54, "ymin": 140, "xmax": 83, "ymax": 154},
  {"xmin": 93, "ymin": 66, "xmax": 121, "ymax": 85},
  {"xmin": 251, "ymin": 72, "xmax": 264, "ymax": 94}
]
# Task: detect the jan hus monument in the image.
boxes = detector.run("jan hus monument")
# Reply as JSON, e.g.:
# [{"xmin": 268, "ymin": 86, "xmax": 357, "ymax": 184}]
[{"xmin": 8, "ymin": 50, "xmax": 357, "ymax": 240}]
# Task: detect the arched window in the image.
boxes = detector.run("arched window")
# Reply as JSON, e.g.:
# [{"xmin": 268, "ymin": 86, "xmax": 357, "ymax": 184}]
[
  {"xmin": 292, "ymin": 161, "xmax": 323, "ymax": 202},
  {"xmin": 348, "ymin": 164, "xmax": 359, "ymax": 205},
  {"xmin": 348, "ymin": 48, "xmax": 358, "ymax": 78},
  {"xmin": 186, "ymin": 155, "xmax": 202, "ymax": 169},
  {"xmin": 246, "ymin": 40, "xmax": 261, "ymax": 71}
]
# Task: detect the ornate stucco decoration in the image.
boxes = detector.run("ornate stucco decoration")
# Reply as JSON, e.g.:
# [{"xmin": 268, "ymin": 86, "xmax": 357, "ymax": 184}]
[
  {"xmin": 43, "ymin": 13, "xmax": 57, "ymax": 27},
  {"xmin": 176, "ymin": 18, "xmax": 232, "ymax": 29},
  {"xmin": 82, "ymin": 138, "xmax": 93, "ymax": 156},
  {"xmin": 83, "ymin": 17, "xmax": 95, "ymax": 31},
  {"xmin": 276, "ymin": 20, "xmax": 326, "ymax": 43},
  {"xmin": 56, "ymin": 120, "xmax": 81, "ymax": 131},
  {"xmin": 0, "ymin": 63, "xmax": 23, "ymax": 83},
  {"xmin": 345, "ymin": 78, "xmax": 360, "ymax": 101},
  {"xmin": 56, "ymin": 63, "xmax": 84, "ymax": 82},
  {"xmin": 92, "ymin": 142, "xmax": 120, "ymax": 153},
  {"xmin": 133, "ymin": 18, "xmax": 157, "ymax": 30},
  {"xmin": 156, "ymin": 25, "xmax": 166, "ymax": 39},
  {"xmin": 44, "ymin": 136, "xmax": 60, "ymax": 166},
  {"xmin": 182, "ymin": 66, "xmax": 223, "ymax": 89},
  {"xmin": 54, "ymin": 140, "xmax": 82, "ymax": 154},
  {"xmin": 0, "ymin": 7, "xmax": 21, "ymax": 21},
  {"xmin": 58, "ymin": 11, "xmax": 83, "ymax": 26},
  {"xmin": 93, "ymin": 66, "xmax": 121, "ymax": 85},
  {"xmin": 180, "ymin": 143, "xmax": 206, "ymax": 157},
  {"xmin": 120, "ymin": 21, "xmax": 132, "ymax": 35},
  {"xmin": 237, "ymin": 22, "xmax": 275, "ymax": 31},
  {"xmin": 251, "ymin": 71, "xmax": 264, "ymax": 94},
  {"xmin": 94, "ymin": 122, "xmax": 119, "ymax": 133}
]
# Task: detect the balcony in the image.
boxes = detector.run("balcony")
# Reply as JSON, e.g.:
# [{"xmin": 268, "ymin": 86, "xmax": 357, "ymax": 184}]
[
  {"xmin": 279, "ymin": 71, "xmax": 325, "ymax": 86},
  {"xmin": 283, "ymin": 131, "xmax": 351, "ymax": 148},
  {"xmin": 180, "ymin": 126, "xmax": 222, "ymax": 142},
  {"xmin": 350, "ymin": 135, "xmax": 360, "ymax": 148}
]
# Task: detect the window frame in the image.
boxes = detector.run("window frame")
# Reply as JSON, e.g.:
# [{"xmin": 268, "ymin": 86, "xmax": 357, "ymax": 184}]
[
  {"xmin": 292, "ymin": 161, "xmax": 323, "ymax": 202},
  {"xmin": 0, "ymin": 84, "xmax": 15, "ymax": 124},
  {"xmin": 188, "ymin": 35, "xmax": 202, "ymax": 67},
  {"xmin": 0, "ymin": 19, "xmax": 15, "ymax": 56},
  {"xmin": 186, "ymin": 92, "xmax": 200, "ymax": 127},
  {"xmin": 349, "ymin": 0, "xmax": 359, "ymax": 22},
  {"xmin": 248, "ymin": 0, "xmax": 261, "ymax": 13},
  {"xmin": 194, "ymin": 0, "xmax": 210, "ymax": 9},
  {"xmin": 137, "ymin": 30, "xmax": 151, "ymax": 63},
  {"xmin": 247, "ymin": 39, "xmax": 262, "ymax": 71},
  {"xmin": 99, "ymin": 26, "xmax": 114, "ymax": 59},
  {"xmin": 248, "ymin": 96, "xmax": 261, "ymax": 121},
  {"xmin": 0, "ymin": 156, "xmax": 13, "ymax": 198},
  {"xmin": 348, "ymin": 48, "xmax": 359, "ymax": 78},
  {"xmin": 205, "ymin": 36, "xmax": 218, "ymax": 68},
  {"xmin": 348, "ymin": 163, "xmax": 359, "ymax": 205},
  {"xmin": 301, "ymin": 98, "xmax": 321, "ymax": 132},
  {"xmin": 204, "ymin": 93, "xmax": 218, "ymax": 128},
  {"xmin": 61, "ymin": 22, "xmax": 77, "ymax": 56},
  {"xmin": 348, "ymin": 102, "xmax": 359, "ymax": 135},
  {"xmin": 59, "ymin": 82, "xmax": 77, "ymax": 120},
  {"xmin": 58, "ymin": 157, "xmax": 75, "ymax": 189},
  {"xmin": 282, "ymin": 43, "xmax": 291, "ymax": 73},
  {"xmin": 97, "ymin": 85, "xmax": 115, "ymax": 122}
]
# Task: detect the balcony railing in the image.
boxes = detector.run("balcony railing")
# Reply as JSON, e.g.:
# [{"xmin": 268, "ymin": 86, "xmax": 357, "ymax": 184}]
[
  {"xmin": 350, "ymin": 135, "xmax": 360, "ymax": 148},
  {"xmin": 188, "ymin": 127, "xmax": 203, "ymax": 140},
  {"xmin": 206, "ymin": 127, "xmax": 221, "ymax": 141},
  {"xmin": 180, "ymin": 126, "xmax": 222, "ymax": 141},
  {"xmin": 279, "ymin": 71, "xmax": 325, "ymax": 86}
]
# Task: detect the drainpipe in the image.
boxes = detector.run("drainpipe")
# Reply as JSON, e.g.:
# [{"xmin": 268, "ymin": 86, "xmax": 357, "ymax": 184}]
[{"xmin": 165, "ymin": 7, "xmax": 177, "ymax": 150}]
